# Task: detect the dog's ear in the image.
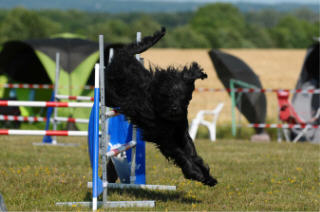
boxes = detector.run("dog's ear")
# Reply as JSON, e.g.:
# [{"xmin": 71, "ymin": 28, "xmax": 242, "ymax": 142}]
[{"xmin": 181, "ymin": 62, "xmax": 207, "ymax": 83}]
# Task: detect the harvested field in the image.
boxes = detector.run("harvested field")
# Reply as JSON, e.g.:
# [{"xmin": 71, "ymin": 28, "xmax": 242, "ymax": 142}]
[{"xmin": 142, "ymin": 49, "xmax": 306, "ymax": 123}]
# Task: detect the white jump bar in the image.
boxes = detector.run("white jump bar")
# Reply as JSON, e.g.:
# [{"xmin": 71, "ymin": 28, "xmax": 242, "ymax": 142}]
[
  {"xmin": 106, "ymin": 140, "xmax": 137, "ymax": 157},
  {"xmin": 0, "ymin": 100, "xmax": 93, "ymax": 108},
  {"xmin": 0, "ymin": 129, "xmax": 88, "ymax": 136},
  {"xmin": 56, "ymin": 95, "xmax": 94, "ymax": 101},
  {"xmin": 56, "ymin": 200, "xmax": 155, "ymax": 208},
  {"xmin": 87, "ymin": 182, "xmax": 176, "ymax": 191}
]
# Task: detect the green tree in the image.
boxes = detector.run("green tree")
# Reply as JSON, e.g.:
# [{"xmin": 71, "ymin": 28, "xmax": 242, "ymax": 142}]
[
  {"xmin": 190, "ymin": 3, "xmax": 251, "ymax": 48},
  {"xmin": 270, "ymin": 15, "xmax": 318, "ymax": 48},
  {"xmin": 291, "ymin": 8, "xmax": 319, "ymax": 23},
  {"xmin": 244, "ymin": 9, "xmax": 282, "ymax": 28},
  {"xmin": 0, "ymin": 7, "xmax": 60, "ymax": 43},
  {"xmin": 87, "ymin": 19, "xmax": 131, "ymax": 43},
  {"xmin": 244, "ymin": 24, "xmax": 274, "ymax": 48},
  {"xmin": 158, "ymin": 25, "xmax": 210, "ymax": 48},
  {"xmin": 39, "ymin": 9, "xmax": 107, "ymax": 35},
  {"xmin": 130, "ymin": 15, "xmax": 162, "ymax": 39}
]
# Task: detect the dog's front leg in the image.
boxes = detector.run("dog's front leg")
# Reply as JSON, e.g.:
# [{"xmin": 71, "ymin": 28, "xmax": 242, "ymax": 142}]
[{"xmin": 157, "ymin": 139, "xmax": 217, "ymax": 187}]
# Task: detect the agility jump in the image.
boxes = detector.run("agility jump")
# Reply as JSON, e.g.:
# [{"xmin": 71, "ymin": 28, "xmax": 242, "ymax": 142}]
[
  {"xmin": 0, "ymin": 31, "xmax": 178, "ymax": 210},
  {"xmin": 0, "ymin": 61, "xmax": 175, "ymax": 210},
  {"xmin": 56, "ymin": 33, "xmax": 176, "ymax": 210}
]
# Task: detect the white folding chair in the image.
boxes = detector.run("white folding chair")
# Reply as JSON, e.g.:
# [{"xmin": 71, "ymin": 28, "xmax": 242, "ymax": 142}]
[{"xmin": 189, "ymin": 103, "xmax": 224, "ymax": 142}]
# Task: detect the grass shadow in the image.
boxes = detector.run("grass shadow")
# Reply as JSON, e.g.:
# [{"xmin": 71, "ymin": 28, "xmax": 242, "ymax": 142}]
[{"xmin": 84, "ymin": 188, "xmax": 201, "ymax": 204}]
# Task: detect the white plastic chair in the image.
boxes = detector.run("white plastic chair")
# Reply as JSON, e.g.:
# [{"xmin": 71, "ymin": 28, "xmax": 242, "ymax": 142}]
[{"xmin": 189, "ymin": 103, "xmax": 224, "ymax": 142}]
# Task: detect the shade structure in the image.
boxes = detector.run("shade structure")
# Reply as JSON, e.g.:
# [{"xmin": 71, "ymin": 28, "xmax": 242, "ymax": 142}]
[
  {"xmin": 208, "ymin": 49, "xmax": 267, "ymax": 134},
  {"xmin": 0, "ymin": 36, "xmax": 111, "ymax": 129},
  {"xmin": 291, "ymin": 42, "xmax": 320, "ymax": 143},
  {"xmin": 0, "ymin": 37, "xmax": 101, "ymax": 89}
]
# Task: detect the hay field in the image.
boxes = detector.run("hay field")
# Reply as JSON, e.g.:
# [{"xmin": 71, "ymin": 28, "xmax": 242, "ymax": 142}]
[{"xmin": 142, "ymin": 49, "xmax": 305, "ymax": 123}]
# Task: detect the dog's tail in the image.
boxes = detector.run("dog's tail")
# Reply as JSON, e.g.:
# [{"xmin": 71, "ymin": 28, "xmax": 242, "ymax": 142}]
[{"xmin": 123, "ymin": 27, "xmax": 166, "ymax": 55}]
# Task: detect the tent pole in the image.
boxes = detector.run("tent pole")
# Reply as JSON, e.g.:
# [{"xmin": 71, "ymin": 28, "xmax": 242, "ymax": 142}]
[
  {"xmin": 230, "ymin": 79, "xmax": 258, "ymax": 137},
  {"xmin": 230, "ymin": 80, "xmax": 236, "ymax": 136}
]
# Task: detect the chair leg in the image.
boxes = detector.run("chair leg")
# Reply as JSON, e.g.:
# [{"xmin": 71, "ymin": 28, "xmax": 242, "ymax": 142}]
[
  {"xmin": 277, "ymin": 127, "xmax": 282, "ymax": 143},
  {"xmin": 189, "ymin": 120, "xmax": 199, "ymax": 141},
  {"xmin": 208, "ymin": 124, "xmax": 216, "ymax": 142},
  {"xmin": 283, "ymin": 129, "xmax": 291, "ymax": 142},
  {"xmin": 293, "ymin": 127, "xmax": 309, "ymax": 143}
]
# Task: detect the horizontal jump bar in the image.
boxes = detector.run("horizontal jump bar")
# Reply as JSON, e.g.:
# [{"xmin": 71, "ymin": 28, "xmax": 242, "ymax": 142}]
[
  {"xmin": 56, "ymin": 200, "xmax": 155, "ymax": 208},
  {"xmin": 87, "ymin": 182, "xmax": 176, "ymax": 191},
  {"xmin": 0, "ymin": 129, "xmax": 88, "ymax": 136},
  {"xmin": 106, "ymin": 140, "xmax": 137, "ymax": 157},
  {"xmin": 248, "ymin": 123, "xmax": 319, "ymax": 129},
  {"xmin": 56, "ymin": 95, "xmax": 94, "ymax": 101},
  {"xmin": 0, "ymin": 100, "xmax": 93, "ymax": 108}
]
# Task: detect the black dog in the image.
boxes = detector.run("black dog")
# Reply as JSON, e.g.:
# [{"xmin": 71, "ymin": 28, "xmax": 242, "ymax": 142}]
[{"xmin": 105, "ymin": 27, "xmax": 217, "ymax": 187}]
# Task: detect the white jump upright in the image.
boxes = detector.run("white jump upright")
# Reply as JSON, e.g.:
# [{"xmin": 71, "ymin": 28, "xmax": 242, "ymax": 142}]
[
  {"xmin": 0, "ymin": 52, "xmax": 95, "ymax": 146},
  {"xmin": 52, "ymin": 52, "xmax": 60, "ymax": 145},
  {"xmin": 32, "ymin": 53, "xmax": 85, "ymax": 146},
  {"xmin": 34, "ymin": 52, "xmax": 95, "ymax": 146}
]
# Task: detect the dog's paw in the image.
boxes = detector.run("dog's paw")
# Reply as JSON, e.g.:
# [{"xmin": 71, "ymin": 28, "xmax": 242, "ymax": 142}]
[
  {"xmin": 184, "ymin": 170, "xmax": 217, "ymax": 187},
  {"xmin": 202, "ymin": 176, "xmax": 218, "ymax": 187}
]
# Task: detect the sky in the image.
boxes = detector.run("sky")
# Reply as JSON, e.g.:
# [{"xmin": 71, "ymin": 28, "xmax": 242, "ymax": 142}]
[{"xmin": 135, "ymin": 0, "xmax": 319, "ymax": 3}]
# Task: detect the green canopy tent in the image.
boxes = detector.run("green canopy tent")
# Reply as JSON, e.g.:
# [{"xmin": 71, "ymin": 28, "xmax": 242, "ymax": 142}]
[{"xmin": 0, "ymin": 36, "xmax": 107, "ymax": 130}]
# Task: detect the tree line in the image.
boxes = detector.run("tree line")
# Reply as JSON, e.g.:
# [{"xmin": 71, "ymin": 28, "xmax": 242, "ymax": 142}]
[{"xmin": 0, "ymin": 3, "xmax": 318, "ymax": 48}]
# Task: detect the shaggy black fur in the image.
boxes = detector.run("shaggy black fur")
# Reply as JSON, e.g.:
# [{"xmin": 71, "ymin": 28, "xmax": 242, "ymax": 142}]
[{"xmin": 104, "ymin": 27, "xmax": 217, "ymax": 187}]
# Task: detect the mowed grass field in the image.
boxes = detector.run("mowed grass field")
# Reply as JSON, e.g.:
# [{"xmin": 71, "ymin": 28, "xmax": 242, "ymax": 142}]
[
  {"xmin": 142, "ymin": 49, "xmax": 306, "ymax": 123},
  {"xmin": 0, "ymin": 136, "xmax": 319, "ymax": 211},
  {"xmin": 0, "ymin": 49, "xmax": 318, "ymax": 211}
]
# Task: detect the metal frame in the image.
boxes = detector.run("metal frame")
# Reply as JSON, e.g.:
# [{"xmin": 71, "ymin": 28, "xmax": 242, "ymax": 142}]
[{"xmin": 230, "ymin": 79, "xmax": 258, "ymax": 137}]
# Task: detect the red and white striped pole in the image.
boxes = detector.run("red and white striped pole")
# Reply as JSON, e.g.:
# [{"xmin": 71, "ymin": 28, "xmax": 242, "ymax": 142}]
[
  {"xmin": 106, "ymin": 141, "xmax": 137, "ymax": 158},
  {"xmin": 0, "ymin": 129, "xmax": 88, "ymax": 136},
  {"xmin": 194, "ymin": 88, "xmax": 320, "ymax": 94},
  {"xmin": 0, "ymin": 112, "xmax": 118, "ymax": 123},
  {"xmin": 248, "ymin": 123, "xmax": 319, "ymax": 129},
  {"xmin": 0, "ymin": 83, "xmax": 95, "ymax": 90},
  {"xmin": 1, "ymin": 83, "xmax": 320, "ymax": 94},
  {"xmin": 0, "ymin": 115, "xmax": 90, "ymax": 124},
  {"xmin": 55, "ymin": 95, "xmax": 94, "ymax": 101},
  {"xmin": 0, "ymin": 115, "xmax": 47, "ymax": 123},
  {"xmin": 0, "ymin": 100, "xmax": 93, "ymax": 108},
  {"xmin": 0, "ymin": 83, "xmax": 54, "ymax": 89}
]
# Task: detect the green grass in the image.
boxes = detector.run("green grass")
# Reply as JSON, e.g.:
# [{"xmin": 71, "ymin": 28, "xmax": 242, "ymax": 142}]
[{"xmin": 0, "ymin": 136, "xmax": 319, "ymax": 211}]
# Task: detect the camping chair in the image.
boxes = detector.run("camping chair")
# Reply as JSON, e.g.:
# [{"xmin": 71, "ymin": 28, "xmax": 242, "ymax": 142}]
[
  {"xmin": 277, "ymin": 91, "xmax": 320, "ymax": 142},
  {"xmin": 189, "ymin": 103, "xmax": 224, "ymax": 142}
]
